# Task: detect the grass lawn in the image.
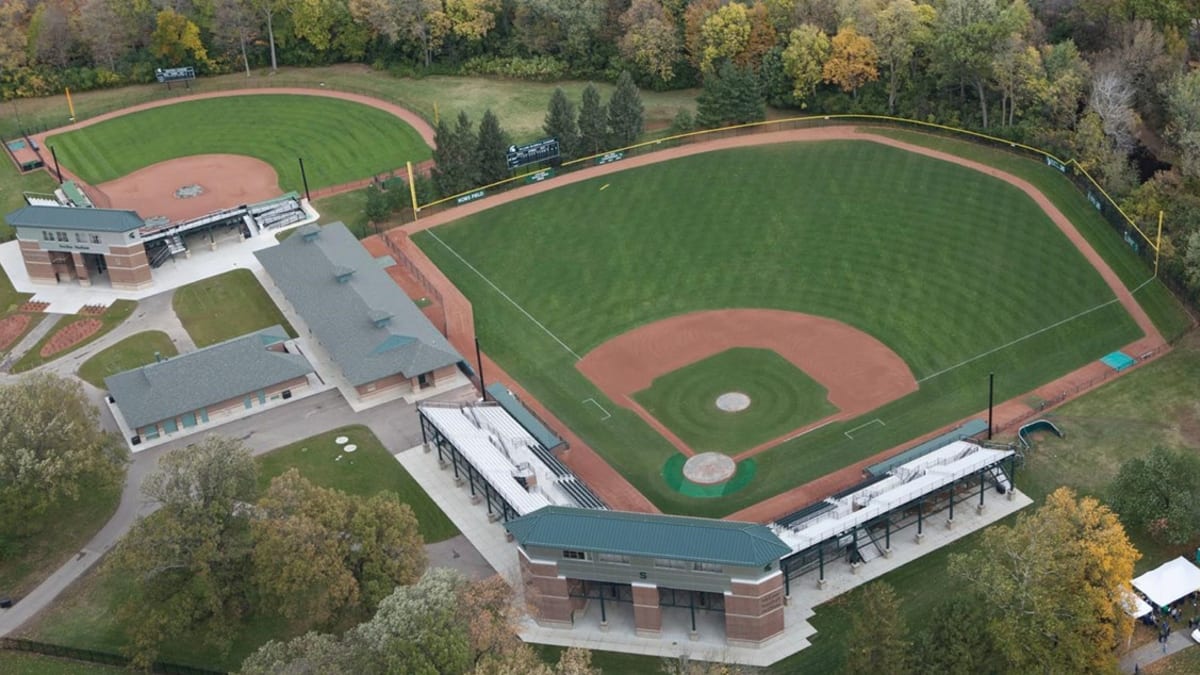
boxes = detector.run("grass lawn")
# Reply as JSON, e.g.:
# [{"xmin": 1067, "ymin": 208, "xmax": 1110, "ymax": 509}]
[
  {"xmin": 633, "ymin": 348, "xmax": 837, "ymax": 454},
  {"xmin": 0, "ymin": 474, "xmax": 122, "ymax": 601},
  {"xmin": 172, "ymin": 269, "xmax": 294, "ymax": 347},
  {"xmin": 1146, "ymin": 647, "xmax": 1200, "ymax": 674},
  {"xmin": 75, "ymin": 331, "xmax": 178, "ymax": 388},
  {"xmin": 417, "ymin": 140, "xmax": 1142, "ymax": 516},
  {"xmin": 0, "ymin": 258, "xmax": 32, "ymax": 314},
  {"xmin": 864, "ymin": 126, "xmax": 1193, "ymax": 342},
  {"xmin": 0, "ymin": 152, "xmax": 59, "ymax": 242},
  {"xmin": 24, "ymin": 426, "xmax": 457, "ymax": 672},
  {"xmin": 257, "ymin": 425, "xmax": 458, "ymax": 543},
  {"xmin": 10, "ymin": 300, "xmax": 137, "ymax": 373},
  {"xmin": 0, "ymin": 651, "xmax": 125, "ymax": 674},
  {"xmin": 310, "ymin": 189, "xmax": 371, "ymax": 238},
  {"xmin": 46, "ymin": 95, "xmax": 430, "ymax": 190}
]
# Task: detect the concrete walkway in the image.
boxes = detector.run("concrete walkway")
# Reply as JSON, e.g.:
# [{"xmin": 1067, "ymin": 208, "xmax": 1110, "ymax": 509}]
[
  {"xmin": 0, "ymin": 313, "xmax": 59, "ymax": 373},
  {"xmin": 1121, "ymin": 630, "xmax": 1196, "ymax": 672}
]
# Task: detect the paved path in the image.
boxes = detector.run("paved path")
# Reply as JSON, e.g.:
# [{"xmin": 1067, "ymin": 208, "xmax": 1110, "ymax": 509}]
[
  {"xmin": 1120, "ymin": 631, "xmax": 1195, "ymax": 673},
  {"xmin": 0, "ymin": 313, "xmax": 59, "ymax": 373}
]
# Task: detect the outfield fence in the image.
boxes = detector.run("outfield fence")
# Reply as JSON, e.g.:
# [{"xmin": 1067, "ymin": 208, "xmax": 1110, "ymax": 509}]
[{"xmin": 0, "ymin": 637, "xmax": 223, "ymax": 674}]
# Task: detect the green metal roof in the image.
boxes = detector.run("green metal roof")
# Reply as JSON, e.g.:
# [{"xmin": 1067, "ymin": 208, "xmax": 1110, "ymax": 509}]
[
  {"xmin": 486, "ymin": 383, "xmax": 564, "ymax": 451},
  {"xmin": 105, "ymin": 325, "xmax": 313, "ymax": 429},
  {"xmin": 5, "ymin": 205, "xmax": 143, "ymax": 233},
  {"xmin": 506, "ymin": 506, "xmax": 792, "ymax": 568}
]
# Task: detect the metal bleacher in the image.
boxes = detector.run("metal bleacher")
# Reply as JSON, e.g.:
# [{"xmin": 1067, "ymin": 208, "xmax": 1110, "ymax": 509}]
[
  {"xmin": 527, "ymin": 442, "xmax": 607, "ymax": 510},
  {"xmin": 864, "ymin": 418, "xmax": 990, "ymax": 478}
]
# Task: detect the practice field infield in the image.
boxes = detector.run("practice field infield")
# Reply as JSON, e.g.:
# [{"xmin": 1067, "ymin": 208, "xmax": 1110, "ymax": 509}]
[
  {"xmin": 46, "ymin": 94, "xmax": 430, "ymax": 190},
  {"xmin": 416, "ymin": 139, "xmax": 1145, "ymax": 516},
  {"xmin": 633, "ymin": 348, "xmax": 838, "ymax": 454}
]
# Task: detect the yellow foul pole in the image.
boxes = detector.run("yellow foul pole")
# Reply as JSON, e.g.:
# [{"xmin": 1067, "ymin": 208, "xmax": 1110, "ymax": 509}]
[
  {"xmin": 407, "ymin": 161, "xmax": 419, "ymax": 220},
  {"xmin": 65, "ymin": 87, "xmax": 76, "ymax": 121},
  {"xmin": 1155, "ymin": 210, "xmax": 1163, "ymax": 277}
]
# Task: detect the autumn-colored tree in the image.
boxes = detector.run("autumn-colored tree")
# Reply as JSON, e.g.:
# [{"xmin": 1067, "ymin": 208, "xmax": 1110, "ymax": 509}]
[
  {"xmin": 781, "ymin": 24, "xmax": 830, "ymax": 104},
  {"xmin": 949, "ymin": 487, "xmax": 1140, "ymax": 674},
  {"xmin": 742, "ymin": 3, "xmax": 777, "ymax": 69},
  {"xmin": 698, "ymin": 2, "xmax": 751, "ymax": 73},
  {"xmin": 443, "ymin": 0, "xmax": 500, "ymax": 42},
  {"xmin": 822, "ymin": 25, "xmax": 878, "ymax": 97},
  {"xmin": 992, "ymin": 36, "xmax": 1042, "ymax": 127},
  {"xmin": 682, "ymin": 0, "xmax": 722, "ymax": 70},
  {"xmin": 618, "ymin": 0, "xmax": 682, "ymax": 85},
  {"xmin": 1164, "ymin": 69, "xmax": 1200, "ymax": 180},
  {"xmin": 151, "ymin": 8, "xmax": 210, "ymax": 66},
  {"xmin": 844, "ymin": 582, "xmax": 910, "ymax": 675}
]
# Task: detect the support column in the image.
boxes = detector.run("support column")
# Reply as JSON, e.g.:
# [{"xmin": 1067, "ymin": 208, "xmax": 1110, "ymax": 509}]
[
  {"xmin": 519, "ymin": 551, "xmax": 573, "ymax": 627},
  {"xmin": 632, "ymin": 583, "xmax": 661, "ymax": 637},
  {"xmin": 725, "ymin": 574, "xmax": 786, "ymax": 647},
  {"xmin": 977, "ymin": 468, "xmax": 987, "ymax": 514},
  {"xmin": 72, "ymin": 252, "xmax": 91, "ymax": 287},
  {"xmin": 916, "ymin": 497, "xmax": 925, "ymax": 543},
  {"xmin": 946, "ymin": 478, "xmax": 956, "ymax": 529}
]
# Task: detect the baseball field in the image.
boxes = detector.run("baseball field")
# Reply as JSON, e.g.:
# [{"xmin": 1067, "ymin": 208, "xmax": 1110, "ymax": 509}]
[
  {"xmin": 416, "ymin": 139, "xmax": 1148, "ymax": 517},
  {"xmin": 44, "ymin": 94, "xmax": 430, "ymax": 191}
]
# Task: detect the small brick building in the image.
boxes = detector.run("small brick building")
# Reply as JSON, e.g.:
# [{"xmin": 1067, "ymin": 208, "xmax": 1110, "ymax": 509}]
[
  {"xmin": 105, "ymin": 325, "xmax": 314, "ymax": 445},
  {"xmin": 6, "ymin": 205, "xmax": 152, "ymax": 290},
  {"xmin": 506, "ymin": 506, "xmax": 792, "ymax": 646}
]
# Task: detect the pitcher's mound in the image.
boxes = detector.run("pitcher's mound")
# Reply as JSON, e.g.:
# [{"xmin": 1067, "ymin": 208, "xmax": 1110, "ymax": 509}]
[
  {"xmin": 683, "ymin": 452, "xmax": 737, "ymax": 484},
  {"xmin": 716, "ymin": 392, "xmax": 751, "ymax": 412}
]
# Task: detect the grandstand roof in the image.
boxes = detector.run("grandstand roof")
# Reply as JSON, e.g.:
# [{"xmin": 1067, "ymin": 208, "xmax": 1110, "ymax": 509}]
[
  {"xmin": 506, "ymin": 506, "xmax": 792, "ymax": 567},
  {"xmin": 486, "ymin": 383, "xmax": 565, "ymax": 451},
  {"xmin": 254, "ymin": 222, "xmax": 462, "ymax": 385},
  {"xmin": 5, "ymin": 205, "xmax": 143, "ymax": 233},
  {"xmin": 106, "ymin": 325, "xmax": 313, "ymax": 430}
]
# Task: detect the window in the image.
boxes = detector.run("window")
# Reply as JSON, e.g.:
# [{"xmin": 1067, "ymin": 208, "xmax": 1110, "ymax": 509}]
[
  {"xmin": 562, "ymin": 550, "xmax": 587, "ymax": 560},
  {"xmin": 90, "ymin": 234, "xmax": 101, "ymax": 244},
  {"xmin": 75, "ymin": 233, "xmax": 85, "ymax": 242},
  {"xmin": 42, "ymin": 231, "xmax": 54, "ymax": 241},
  {"xmin": 653, "ymin": 558, "xmax": 688, "ymax": 570},
  {"xmin": 596, "ymin": 553, "xmax": 630, "ymax": 564},
  {"xmin": 693, "ymin": 562, "xmax": 723, "ymax": 573},
  {"xmin": 56, "ymin": 232, "xmax": 68, "ymax": 242}
]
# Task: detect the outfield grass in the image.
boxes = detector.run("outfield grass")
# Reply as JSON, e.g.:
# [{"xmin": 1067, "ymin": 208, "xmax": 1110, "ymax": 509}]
[
  {"xmin": 10, "ymin": 300, "xmax": 137, "ymax": 373},
  {"xmin": 24, "ymin": 426, "xmax": 457, "ymax": 672},
  {"xmin": 864, "ymin": 127, "xmax": 1193, "ymax": 342},
  {"xmin": 418, "ymin": 141, "xmax": 1143, "ymax": 516},
  {"xmin": 75, "ymin": 331, "xmax": 177, "ymax": 388},
  {"xmin": 46, "ymin": 95, "xmax": 429, "ymax": 190},
  {"xmin": 257, "ymin": 425, "xmax": 458, "ymax": 543},
  {"xmin": 172, "ymin": 269, "xmax": 294, "ymax": 347},
  {"xmin": 633, "ymin": 348, "xmax": 836, "ymax": 454}
]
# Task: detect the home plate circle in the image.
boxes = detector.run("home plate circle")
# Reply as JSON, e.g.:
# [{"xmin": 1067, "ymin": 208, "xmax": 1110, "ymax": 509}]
[
  {"xmin": 683, "ymin": 452, "xmax": 737, "ymax": 484},
  {"xmin": 716, "ymin": 392, "xmax": 751, "ymax": 412}
]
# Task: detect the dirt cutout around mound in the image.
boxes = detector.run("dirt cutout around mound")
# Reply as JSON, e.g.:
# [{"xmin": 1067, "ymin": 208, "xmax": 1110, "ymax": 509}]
[
  {"xmin": 577, "ymin": 310, "xmax": 917, "ymax": 460},
  {"xmin": 96, "ymin": 154, "xmax": 282, "ymax": 222}
]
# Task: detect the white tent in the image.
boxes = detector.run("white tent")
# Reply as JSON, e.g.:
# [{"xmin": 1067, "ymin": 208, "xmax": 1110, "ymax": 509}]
[
  {"xmin": 1121, "ymin": 590, "xmax": 1152, "ymax": 618},
  {"xmin": 1132, "ymin": 557, "xmax": 1200, "ymax": 608}
]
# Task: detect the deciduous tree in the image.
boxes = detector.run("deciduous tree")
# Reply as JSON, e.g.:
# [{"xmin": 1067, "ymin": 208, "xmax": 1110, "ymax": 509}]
[
  {"xmin": 0, "ymin": 372, "xmax": 125, "ymax": 537},
  {"xmin": 618, "ymin": 0, "xmax": 681, "ymax": 85},
  {"xmin": 151, "ymin": 8, "xmax": 211, "ymax": 66},
  {"xmin": 822, "ymin": 25, "xmax": 878, "ymax": 97},
  {"xmin": 1164, "ymin": 69, "xmax": 1200, "ymax": 180},
  {"xmin": 949, "ymin": 487, "xmax": 1140, "ymax": 674},
  {"xmin": 844, "ymin": 582, "xmax": 910, "ymax": 674},
  {"xmin": 80, "ymin": 0, "xmax": 132, "ymax": 70},
  {"xmin": 1108, "ymin": 446, "xmax": 1200, "ymax": 545},
  {"xmin": 781, "ymin": 24, "xmax": 830, "ymax": 104},
  {"xmin": 698, "ymin": 2, "xmax": 751, "ymax": 73},
  {"xmin": 606, "ymin": 71, "xmax": 644, "ymax": 148},
  {"xmin": 873, "ymin": 0, "xmax": 935, "ymax": 113}
]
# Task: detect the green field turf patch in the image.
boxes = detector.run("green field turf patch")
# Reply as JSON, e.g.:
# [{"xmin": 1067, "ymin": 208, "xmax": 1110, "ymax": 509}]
[
  {"xmin": 661, "ymin": 453, "xmax": 758, "ymax": 497},
  {"xmin": 418, "ymin": 141, "xmax": 1143, "ymax": 516},
  {"xmin": 46, "ymin": 95, "xmax": 430, "ymax": 190},
  {"xmin": 172, "ymin": 269, "xmax": 294, "ymax": 347},
  {"xmin": 633, "ymin": 348, "xmax": 837, "ymax": 454},
  {"xmin": 76, "ymin": 330, "xmax": 178, "ymax": 388}
]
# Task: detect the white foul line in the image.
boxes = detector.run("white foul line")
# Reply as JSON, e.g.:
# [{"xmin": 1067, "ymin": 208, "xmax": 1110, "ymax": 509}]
[
  {"xmin": 844, "ymin": 418, "xmax": 885, "ymax": 439},
  {"xmin": 424, "ymin": 230, "xmax": 582, "ymax": 361},
  {"xmin": 582, "ymin": 398, "xmax": 611, "ymax": 421}
]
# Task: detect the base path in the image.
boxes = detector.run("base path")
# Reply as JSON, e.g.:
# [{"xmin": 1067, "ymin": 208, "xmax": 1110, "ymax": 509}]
[
  {"xmin": 96, "ymin": 154, "xmax": 282, "ymax": 223},
  {"xmin": 576, "ymin": 309, "xmax": 916, "ymax": 458}
]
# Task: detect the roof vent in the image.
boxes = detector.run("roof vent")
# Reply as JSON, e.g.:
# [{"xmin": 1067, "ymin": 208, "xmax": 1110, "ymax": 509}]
[
  {"xmin": 334, "ymin": 265, "xmax": 355, "ymax": 283},
  {"xmin": 368, "ymin": 308, "xmax": 392, "ymax": 328}
]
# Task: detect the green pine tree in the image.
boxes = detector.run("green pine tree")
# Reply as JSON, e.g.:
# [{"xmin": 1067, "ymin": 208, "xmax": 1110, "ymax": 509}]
[
  {"xmin": 577, "ymin": 83, "xmax": 607, "ymax": 157},
  {"xmin": 606, "ymin": 71, "xmax": 644, "ymax": 148},
  {"xmin": 544, "ymin": 88, "xmax": 579, "ymax": 160},
  {"xmin": 476, "ymin": 109, "xmax": 511, "ymax": 185},
  {"xmin": 845, "ymin": 582, "xmax": 911, "ymax": 675},
  {"xmin": 696, "ymin": 61, "xmax": 765, "ymax": 129},
  {"xmin": 432, "ymin": 112, "xmax": 479, "ymax": 196}
]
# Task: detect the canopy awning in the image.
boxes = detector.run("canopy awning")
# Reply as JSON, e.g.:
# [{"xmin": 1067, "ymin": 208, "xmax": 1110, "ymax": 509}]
[{"xmin": 1132, "ymin": 557, "xmax": 1200, "ymax": 608}]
